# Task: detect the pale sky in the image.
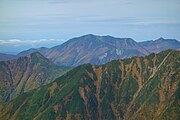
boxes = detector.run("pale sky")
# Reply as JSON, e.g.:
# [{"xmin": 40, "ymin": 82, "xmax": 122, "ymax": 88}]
[{"xmin": 0, "ymin": 0, "xmax": 180, "ymax": 54}]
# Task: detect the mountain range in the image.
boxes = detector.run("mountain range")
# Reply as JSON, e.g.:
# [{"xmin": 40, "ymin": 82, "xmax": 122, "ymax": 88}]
[
  {"xmin": 0, "ymin": 34, "xmax": 179, "ymax": 120},
  {"xmin": 0, "ymin": 50, "xmax": 179, "ymax": 120},
  {"xmin": 1, "ymin": 34, "xmax": 180, "ymax": 67},
  {"xmin": 0, "ymin": 52, "xmax": 70, "ymax": 103}
]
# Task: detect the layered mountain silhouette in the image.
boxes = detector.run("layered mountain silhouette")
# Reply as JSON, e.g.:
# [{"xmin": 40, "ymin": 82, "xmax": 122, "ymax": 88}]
[
  {"xmin": 0, "ymin": 50, "xmax": 179, "ymax": 120},
  {"xmin": 0, "ymin": 52, "xmax": 70, "ymax": 103},
  {"xmin": 1, "ymin": 34, "xmax": 180, "ymax": 66}
]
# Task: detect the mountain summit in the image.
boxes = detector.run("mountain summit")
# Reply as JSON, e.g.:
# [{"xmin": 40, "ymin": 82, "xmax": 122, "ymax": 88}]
[{"xmin": 40, "ymin": 34, "xmax": 149, "ymax": 66}]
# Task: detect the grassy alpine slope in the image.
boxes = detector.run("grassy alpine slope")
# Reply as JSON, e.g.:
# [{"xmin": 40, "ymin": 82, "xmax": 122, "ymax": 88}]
[{"xmin": 0, "ymin": 50, "xmax": 179, "ymax": 120}]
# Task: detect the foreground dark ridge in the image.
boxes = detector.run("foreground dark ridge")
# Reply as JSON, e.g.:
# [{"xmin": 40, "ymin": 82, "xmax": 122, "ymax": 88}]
[{"xmin": 0, "ymin": 49, "xmax": 179, "ymax": 120}]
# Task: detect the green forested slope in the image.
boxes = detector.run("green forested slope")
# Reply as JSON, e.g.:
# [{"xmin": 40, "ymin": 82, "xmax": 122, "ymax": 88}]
[
  {"xmin": 0, "ymin": 50, "xmax": 179, "ymax": 120},
  {"xmin": 0, "ymin": 52, "xmax": 70, "ymax": 103}
]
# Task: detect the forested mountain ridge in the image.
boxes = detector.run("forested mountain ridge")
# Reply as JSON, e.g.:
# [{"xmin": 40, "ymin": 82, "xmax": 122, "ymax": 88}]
[
  {"xmin": 0, "ymin": 52, "xmax": 70, "ymax": 103},
  {"xmin": 0, "ymin": 49, "xmax": 179, "ymax": 120}
]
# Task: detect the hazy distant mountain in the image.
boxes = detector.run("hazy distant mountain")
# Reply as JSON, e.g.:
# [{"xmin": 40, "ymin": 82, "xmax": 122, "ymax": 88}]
[
  {"xmin": 3, "ymin": 34, "xmax": 180, "ymax": 66},
  {"xmin": 41, "ymin": 34, "xmax": 150, "ymax": 66},
  {"xmin": 0, "ymin": 52, "xmax": 70, "ymax": 103},
  {"xmin": 17, "ymin": 47, "xmax": 49, "ymax": 57},
  {"xmin": 139, "ymin": 37, "xmax": 180, "ymax": 52},
  {"xmin": 0, "ymin": 53, "xmax": 17, "ymax": 61},
  {"xmin": 0, "ymin": 50, "xmax": 179, "ymax": 119}
]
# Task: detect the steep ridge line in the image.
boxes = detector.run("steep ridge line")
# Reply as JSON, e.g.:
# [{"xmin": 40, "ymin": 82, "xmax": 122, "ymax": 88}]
[
  {"xmin": 148, "ymin": 52, "xmax": 171, "ymax": 80},
  {"xmin": 6, "ymin": 64, "xmax": 14, "ymax": 102},
  {"xmin": 126, "ymin": 51, "xmax": 172, "ymax": 112},
  {"xmin": 12, "ymin": 98, "xmax": 29, "ymax": 119},
  {"xmin": 93, "ymin": 66, "xmax": 102, "ymax": 119},
  {"xmin": 133, "ymin": 52, "xmax": 176, "ymax": 117}
]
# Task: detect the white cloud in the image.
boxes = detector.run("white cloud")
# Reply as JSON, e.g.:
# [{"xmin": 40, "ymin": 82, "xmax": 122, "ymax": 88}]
[
  {"xmin": 0, "ymin": 39, "xmax": 64, "ymax": 46},
  {"xmin": 0, "ymin": 38, "xmax": 66, "ymax": 54}
]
